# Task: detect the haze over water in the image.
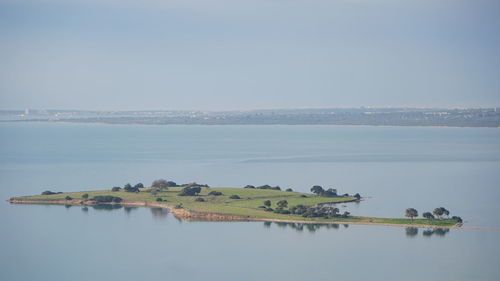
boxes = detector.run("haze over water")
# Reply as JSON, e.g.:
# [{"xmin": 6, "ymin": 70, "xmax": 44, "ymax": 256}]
[{"xmin": 1, "ymin": 123, "xmax": 499, "ymax": 281}]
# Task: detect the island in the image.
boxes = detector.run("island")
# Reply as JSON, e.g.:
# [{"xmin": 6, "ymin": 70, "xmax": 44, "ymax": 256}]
[{"xmin": 8, "ymin": 181, "xmax": 462, "ymax": 228}]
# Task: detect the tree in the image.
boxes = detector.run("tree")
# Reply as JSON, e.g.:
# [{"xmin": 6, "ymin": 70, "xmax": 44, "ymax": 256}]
[
  {"xmin": 354, "ymin": 193, "xmax": 361, "ymax": 200},
  {"xmin": 285, "ymin": 188, "xmax": 293, "ymax": 192},
  {"xmin": 277, "ymin": 200, "xmax": 288, "ymax": 208},
  {"xmin": 134, "ymin": 183, "xmax": 144, "ymax": 189},
  {"xmin": 433, "ymin": 207, "xmax": 449, "ymax": 219},
  {"xmin": 82, "ymin": 193, "xmax": 89, "ymax": 199},
  {"xmin": 208, "ymin": 190, "xmax": 223, "ymax": 196},
  {"xmin": 244, "ymin": 185, "xmax": 256, "ymax": 189},
  {"xmin": 422, "ymin": 212, "xmax": 434, "ymax": 221},
  {"xmin": 405, "ymin": 208, "xmax": 418, "ymax": 222},
  {"xmin": 179, "ymin": 186, "xmax": 202, "ymax": 196},
  {"xmin": 263, "ymin": 200, "xmax": 271, "ymax": 207},
  {"xmin": 151, "ymin": 179, "xmax": 167, "ymax": 188},
  {"xmin": 41, "ymin": 190, "xmax": 56, "ymax": 195},
  {"xmin": 124, "ymin": 185, "xmax": 139, "ymax": 192},
  {"xmin": 310, "ymin": 185, "xmax": 324, "ymax": 196},
  {"xmin": 111, "ymin": 186, "xmax": 121, "ymax": 192},
  {"xmin": 323, "ymin": 188, "xmax": 338, "ymax": 197}
]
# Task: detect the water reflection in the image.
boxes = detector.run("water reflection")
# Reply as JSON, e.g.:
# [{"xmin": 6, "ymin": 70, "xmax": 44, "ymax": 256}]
[
  {"xmin": 150, "ymin": 208, "xmax": 169, "ymax": 220},
  {"xmin": 422, "ymin": 228, "xmax": 450, "ymax": 237},
  {"xmin": 405, "ymin": 227, "xmax": 419, "ymax": 237},
  {"xmin": 406, "ymin": 227, "xmax": 450, "ymax": 238},
  {"xmin": 124, "ymin": 206, "xmax": 138, "ymax": 215},
  {"xmin": 263, "ymin": 221, "xmax": 342, "ymax": 233},
  {"xmin": 92, "ymin": 204, "xmax": 123, "ymax": 211}
]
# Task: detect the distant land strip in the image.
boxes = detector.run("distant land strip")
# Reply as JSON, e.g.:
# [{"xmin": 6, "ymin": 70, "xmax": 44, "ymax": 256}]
[{"xmin": 1, "ymin": 107, "xmax": 499, "ymax": 127}]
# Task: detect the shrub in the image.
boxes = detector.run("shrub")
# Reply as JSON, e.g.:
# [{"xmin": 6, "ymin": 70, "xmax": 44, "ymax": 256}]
[
  {"xmin": 300, "ymin": 195, "xmax": 307, "ymax": 198},
  {"xmin": 290, "ymin": 205, "xmax": 307, "ymax": 215},
  {"xmin": 244, "ymin": 185, "xmax": 256, "ymax": 189},
  {"xmin": 195, "ymin": 197, "xmax": 206, "ymax": 202},
  {"xmin": 277, "ymin": 200, "xmax": 288, "ymax": 208},
  {"xmin": 111, "ymin": 186, "xmax": 121, "ymax": 192},
  {"xmin": 207, "ymin": 191, "xmax": 223, "ymax": 196},
  {"xmin": 258, "ymin": 206, "xmax": 267, "ymax": 209},
  {"xmin": 41, "ymin": 190, "xmax": 56, "ymax": 195},
  {"xmin": 285, "ymin": 188, "xmax": 293, "ymax": 192},
  {"xmin": 229, "ymin": 195, "xmax": 241, "ymax": 199},
  {"xmin": 452, "ymin": 216, "xmax": 463, "ymax": 223},
  {"xmin": 174, "ymin": 203, "xmax": 183, "ymax": 209},
  {"xmin": 263, "ymin": 200, "xmax": 271, "ymax": 207},
  {"xmin": 112, "ymin": 197, "xmax": 123, "ymax": 203},
  {"xmin": 179, "ymin": 186, "xmax": 202, "ymax": 196},
  {"xmin": 124, "ymin": 184, "xmax": 140, "ymax": 193},
  {"xmin": 156, "ymin": 197, "xmax": 163, "ymax": 202},
  {"xmin": 65, "ymin": 196, "xmax": 73, "ymax": 200},
  {"xmin": 354, "ymin": 193, "xmax": 361, "ymax": 200},
  {"xmin": 82, "ymin": 194, "xmax": 89, "ymax": 199}
]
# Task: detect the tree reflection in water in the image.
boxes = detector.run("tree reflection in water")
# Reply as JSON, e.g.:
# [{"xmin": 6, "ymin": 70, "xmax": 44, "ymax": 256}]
[
  {"xmin": 263, "ymin": 221, "xmax": 342, "ymax": 233},
  {"xmin": 150, "ymin": 207, "xmax": 169, "ymax": 219}
]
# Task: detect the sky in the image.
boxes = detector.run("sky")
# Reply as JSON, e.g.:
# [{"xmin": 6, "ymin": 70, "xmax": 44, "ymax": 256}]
[{"xmin": 0, "ymin": 0, "xmax": 499, "ymax": 110}]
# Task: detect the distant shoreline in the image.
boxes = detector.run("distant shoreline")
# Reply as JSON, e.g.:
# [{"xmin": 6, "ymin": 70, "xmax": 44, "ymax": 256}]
[{"xmin": 2, "ymin": 120, "xmax": 499, "ymax": 129}]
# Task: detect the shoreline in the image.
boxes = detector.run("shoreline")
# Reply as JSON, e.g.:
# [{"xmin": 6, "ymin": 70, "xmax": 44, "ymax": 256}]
[
  {"xmin": 7, "ymin": 198, "xmax": 480, "ymax": 230},
  {"xmin": 2, "ymin": 120, "xmax": 499, "ymax": 129}
]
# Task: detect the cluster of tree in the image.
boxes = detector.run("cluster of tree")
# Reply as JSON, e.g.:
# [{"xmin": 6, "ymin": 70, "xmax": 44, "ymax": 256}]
[
  {"xmin": 247, "ymin": 184, "xmax": 281, "ymax": 190},
  {"xmin": 180, "ymin": 182, "xmax": 209, "ymax": 188},
  {"xmin": 261, "ymin": 200, "xmax": 350, "ymax": 218},
  {"xmin": 262, "ymin": 200, "xmax": 290, "ymax": 214},
  {"xmin": 310, "ymin": 185, "xmax": 361, "ymax": 199},
  {"xmin": 41, "ymin": 190, "xmax": 63, "ymax": 195},
  {"xmin": 123, "ymin": 183, "xmax": 143, "ymax": 193},
  {"xmin": 151, "ymin": 179, "xmax": 178, "ymax": 189},
  {"xmin": 244, "ymin": 184, "xmax": 289, "ymax": 191},
  {"xmin": 298, "ymin": 205, "xmax": 350, "ymax": 219},
  {"xmin": 309, "ymin": 186, "xmax": 338, "ymax": 197},
  {"xmin": 178, "ymin": 186, "xmax": 202, "ymax": 196},
  {"xmin": 406, "ymin": 207, "xmax": 462, "ymax": 223},
  {"xmin": 92, "ymin": 195, "xmax": 123, "ymax": 203},
  {"xmin": 208, "ymin": 191, "xmax": 223, "ymax": 196}
]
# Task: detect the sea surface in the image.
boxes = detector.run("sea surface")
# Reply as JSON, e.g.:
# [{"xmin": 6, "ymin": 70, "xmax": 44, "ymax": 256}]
[{"xmin": 1, "ymin": 123, "xmax": 499, "ymax": 281}]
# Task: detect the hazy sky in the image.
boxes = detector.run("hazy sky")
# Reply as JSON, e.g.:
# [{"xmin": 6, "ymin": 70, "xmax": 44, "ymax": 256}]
[{"xmin": 1, "ymin": 0, "xmax": 499, "ymax": 110}]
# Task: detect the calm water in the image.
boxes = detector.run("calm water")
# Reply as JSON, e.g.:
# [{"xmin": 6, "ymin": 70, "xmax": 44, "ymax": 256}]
[{"xmin": 1, "ymin": 123, "xmax": 499, "ymax": 281}]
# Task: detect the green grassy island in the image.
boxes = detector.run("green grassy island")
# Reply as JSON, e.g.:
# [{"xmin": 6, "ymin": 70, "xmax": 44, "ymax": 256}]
[{"xmin": 8, "ymin": 184, "xmax": 462, "ymax": 228}]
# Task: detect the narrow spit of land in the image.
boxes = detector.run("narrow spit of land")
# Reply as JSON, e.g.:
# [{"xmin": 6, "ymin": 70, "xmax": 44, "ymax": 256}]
[{"xmin": 8, "ymin": 187, "xmax": 461, "ymax": 228}]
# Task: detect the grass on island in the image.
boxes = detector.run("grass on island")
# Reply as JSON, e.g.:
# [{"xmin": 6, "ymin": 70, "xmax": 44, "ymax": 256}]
[{"xmin": 12, "ymin": 187, "xmax": 459, "ymax": 227}]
